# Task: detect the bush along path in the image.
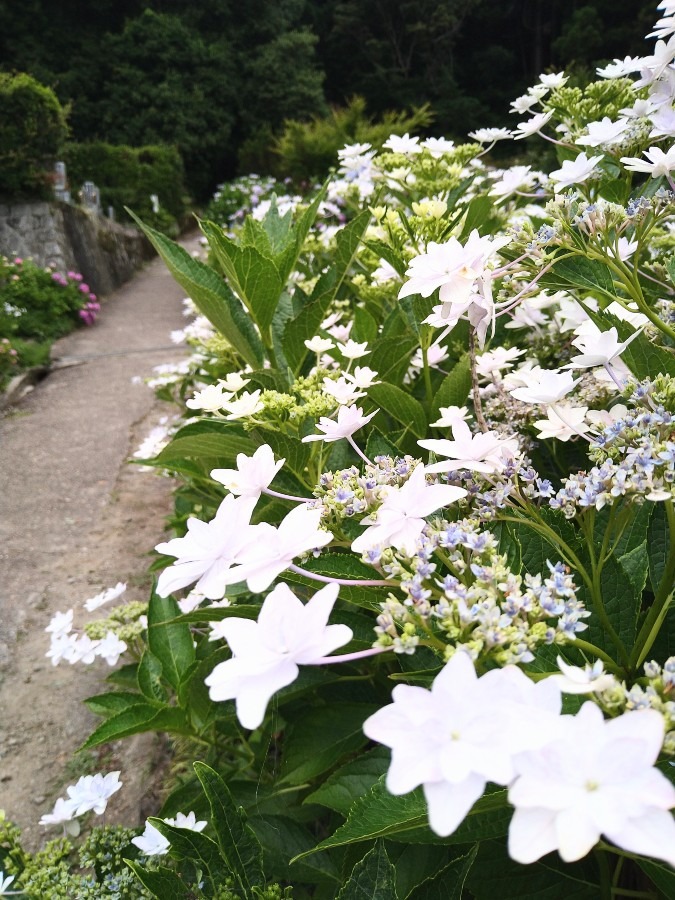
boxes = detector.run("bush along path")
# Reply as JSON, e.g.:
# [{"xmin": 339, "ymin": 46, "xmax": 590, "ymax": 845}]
[{"xmin": 0, "ymin": 233, "xmax": 200, "ymax": 851}]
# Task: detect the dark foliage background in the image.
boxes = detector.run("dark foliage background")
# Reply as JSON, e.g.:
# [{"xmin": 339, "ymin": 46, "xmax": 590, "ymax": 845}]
[{"xmin": 0, "ymin": 0, "xmax": 654, "ymax": 198}]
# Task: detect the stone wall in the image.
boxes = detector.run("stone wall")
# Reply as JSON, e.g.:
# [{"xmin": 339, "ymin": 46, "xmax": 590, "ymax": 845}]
[{"xmin": 0, "ymin": 201, "xmax": 154, "ymax": 295}]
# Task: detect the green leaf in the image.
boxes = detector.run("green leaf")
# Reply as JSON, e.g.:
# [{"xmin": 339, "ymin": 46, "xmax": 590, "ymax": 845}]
[
  {"xmin": 648, "ymin": 503, "xmax": 670, "ymax": 594},
  {"xmin": 250, "ymin": 815, "xmax": 340, "ymax": 885},
  {"xmin": 276, "ymin": 183, "xmax": 328, "ymax": 284},
  {"xmin": 638, "ymin": 858, "xmax": 675, "ymax": 895},
  {"xmin": 156, "ymin": 420, "xmax": 255, "ymax": 465},
  {"xmin": 406, "ymin": 844, "xmax": 478, "ymax": 900},
  {"xmin": 281, "ymin": 702, "xmax": 378, "ymax": 785},
  {"xmin": 365, "ymin": 240, "xmax": 407, "ymax": 277},
  {"xmin": 125, "ymin": 861, "xmax": 187, "ymax": 899},
  {"xmin": 294, "ymin": 779, "xmax": 509, "ymax": 859},
  {"xmin": 430, "ymin": 355, "xmax": 471, "ymax": 418},
  {"xmin": 459, "ymin": 195, "xmax": 494, "ymax": 241},
  {"xmin": 369, "ymin": 383, "xmax": 427, "ymax": 438},
  {"xmin": 137, "ymin": 649, "xmax": 167, "ymax": 703},
  {"xmin": 250, "ymin": 426, "xmax": 311, "ymax": 482},
  {"xmin": 667, "ymin": 255, "xmax": 675, "ymax": 287},
  {"xmin": 305, "ymin": 747, "xmax": 391, "ymax": 815},
  {"xmin": 541, "ymin": 255, "xmax": 617, "ymax": 300},
  {"xmin": 337, "ymin": 842, "xmax": 398, "ymax": 900},
  {"xmin": 127, "ymin": 213, "xmax": 264, "ymax": 369},
  {"xmin": 148, "ymin": 592, "xmax": 196, "ymax": 692},
  {"xmin": 466, "ymin": 840, "xmax": 600, "ymax": 899},
  {"xmin": 194, "ymin": 762, "xmax": 265, "ymax": 895},
  {"xmin": 81, "ymin": 703, "xmax": 191, "ymax": 750},
  {"xmin": 282, "ymin": 209, "xmax": 371, "ymax": 372},
  {"xmin": 202, "ymin": 219, "xmax": 283, "ymax": 332},
  {"xmin": 84, "ymin": 691, "xmax": 149, "ymax": 719},
  {"xmin": 369, "ymin": 335, "xmax": 418, "ymax": 385},
  {"xmin": 366, "ymin": 427, "xmax": 401, "ymax": 460},
  {"xmin": 152, "ymin": 818, "xmax": 228, "ymax": 893}
]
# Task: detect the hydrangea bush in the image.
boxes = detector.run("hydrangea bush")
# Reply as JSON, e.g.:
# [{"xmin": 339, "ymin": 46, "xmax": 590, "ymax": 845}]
[{"xmin": 11, "ymin": 3, "xmax": 675, "ymax": 897}]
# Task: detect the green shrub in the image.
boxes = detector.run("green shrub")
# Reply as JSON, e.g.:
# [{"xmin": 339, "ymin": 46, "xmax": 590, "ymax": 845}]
[
  {"xmin": 63, "ymin": 142, "xmax": 189, "ymax": 235},
  {"xmin": 269, "ymin": 95, "xmax": 433, "ymax": 183},
  {"xmin": 0, "ymin": 256, "xmax": 95, "ymax": 343},
  {"xmin": 0, "ymin": 73, "xmax": 69, "ymax": 200}
]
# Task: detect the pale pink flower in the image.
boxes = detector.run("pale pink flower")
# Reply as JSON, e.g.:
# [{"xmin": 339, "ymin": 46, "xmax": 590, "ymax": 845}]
[
  {"xmin": 351, "ymin": 465, "xmax": 467, "ymax": 556},
  {"xmin": 205, "ymin": 582, "xmax": 351, "ymax": 728},
  {"xmin": 302, "ymin": 405, "xmax": 378, "ymax": 444},
  {"xmin": 419, "ymin": 420, "xmax": 519, "ymax": 474},
  {"xmin": 211, "ymin": 445, "xmax": 285, "ymax": 500},
  {"xmin": 509, "ymin": 703, "xmax": 675, "ymax": 867}
]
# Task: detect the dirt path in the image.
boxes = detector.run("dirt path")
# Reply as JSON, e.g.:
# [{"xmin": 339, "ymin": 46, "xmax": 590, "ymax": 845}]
[{"xmin": 0, "ymin": 232, "xmax": 200, "ymax": 848}]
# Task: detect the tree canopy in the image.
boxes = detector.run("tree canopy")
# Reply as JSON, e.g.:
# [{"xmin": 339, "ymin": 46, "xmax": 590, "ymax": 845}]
[{"xmin": 0, "ymin": 0, "xmax": 654, "ymax": 197}]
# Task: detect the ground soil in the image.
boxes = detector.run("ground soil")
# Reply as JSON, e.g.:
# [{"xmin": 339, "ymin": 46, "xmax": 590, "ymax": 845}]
[{"xmin": 0, "ymin": 232, "xmax": 202, "ymax": 850}]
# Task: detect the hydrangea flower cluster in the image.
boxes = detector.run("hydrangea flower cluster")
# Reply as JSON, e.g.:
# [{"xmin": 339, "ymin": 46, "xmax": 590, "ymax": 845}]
[{"xmin": 366, "ymin": 517, "xmax": 587, "ymax": 665}]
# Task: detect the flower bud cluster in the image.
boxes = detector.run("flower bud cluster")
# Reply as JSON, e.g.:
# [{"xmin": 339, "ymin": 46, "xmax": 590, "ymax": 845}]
[
  {"xmin": 370, "ymin": 516, "xmax": 587, "ymax": 667},
  {"xmin": 312, "ymin": 455, "xmax": 419, "ymax": 527},
  {"xmin": 549, "ymin": 382, "xmax": 675, "ymax": 514},
  {"xmin": 259, "ymin": 369, "xmax": 336, "ymax": 425},
  {"xmin": 83, "ymin": 600, "xmax": 148, "ymax": 643}
]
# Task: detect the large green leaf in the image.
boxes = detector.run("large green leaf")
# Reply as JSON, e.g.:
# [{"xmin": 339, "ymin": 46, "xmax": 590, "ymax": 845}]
[
  {"xmin": 369, "ymin": 335, "xmax": 419, "ymax": 385},
  {"xmin": 250, "ymin": 815, "xmax": 340, "ymax": 885},
  {"xmin": 294, "ymin": 779, "xmax": 509, "ymax": 859},
  {"xmin": 337, "ymin": 842, "xmax": 398, "ymax": 900},
  {"xmin": 369, "ymin": 383, "xmax": 427, "ymax": 438},
  {"xmin": 281, "ymin": 702, "xmax": 378, "ymax": 785},
  {"xmin": 282, "ymin": 209, "xmax": 372, "ymax": 372},
  {"xmin": 275, "ymin": 183, "xmax": 328, "ymax": 284},
  {"xmin": 152, "ymin": 818, "xmax": 227, "ymax": 895},
  {"xmin": 156, "ymin": 420, "xmax": 256, "ymax": 466},
  {"xmin": 126, "ymin": 861, "xmax": 187, "ymax": 899},
  {"xmin": 127, "ymin": 213, "xmax": 264, "ymax": 369},
  {"xmin": 201, "ymin": 219, "xmax": 283, "ymax": 333},
  {"xmin": 647, "ymin": 503, "xmax": 670, "ymax": 594},
  {"xmin": 430, "ymin": 355, "xmax": 471, "ymax": 419},
  {"xmin": 194, "ymin": 762, "xmax": 265, "ymax": 895},
  {"xmin": 466, "ymin": 840, "xmax": 600, "ymax": 899},
  {"xmin": 137, "ymin": 649, "xmax": 168, "ymax": 703},
  {"xmin": 84, "ymin": 691, "xmax": 149, "ymax": 719},
  {"xmin": 305, "ymin": 747, "xmax": 391, "ymax": 815},
  {"xmin": 638, "ymin": 858, "xmax": 675, "ymax": 895},
  {"xmin": 81, "ymin": 703, "xmax": 191, "ymax": 750},
  {"xmin": 406, "ymin": 845, "xmax": 478, "ymax": 900},
  {"xmin": 148, "ymin": 593, "xmax": 196, "ymax": 692},
  {"xmin": 541, "ymin": 255, "xmax": 617, "ymax": 300}
]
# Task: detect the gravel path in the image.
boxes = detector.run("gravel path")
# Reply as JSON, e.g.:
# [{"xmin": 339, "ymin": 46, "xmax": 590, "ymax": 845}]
[{"xmin": 0, "ymin": 232, "xmax": 200, "ymax": 848}]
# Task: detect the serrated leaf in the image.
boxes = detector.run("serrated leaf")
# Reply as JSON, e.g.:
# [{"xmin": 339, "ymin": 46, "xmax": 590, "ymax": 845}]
[
  {"xmin": 305, "ymin": 747, "xmax": 390, "ymax": 814},
  {"xmin": 294, "ymin": 779, "xmax": 509, "ymax": 860},
  {"xmin": 81, "ymin": 703, "xmax": 191, "ymax": 750},
  {"xmin": 406, "ymin": 844, "xmax": 478, "ymax": 900},
  {"xmin": 648, "ymin": 502, "xmax": 670, "ymax": 594},
  {"xmin": 127, "ymin": 212, "xmax": 264, "ymax": 369},
  {"xmin": 337, "ymin": 842, "xmax": 398, "ymax": 900},
  {"xmin": 281, "ymin": 702, "xmax": 378, "ymax": 785},
  {"xmin": 466, "ymin": 839, "xmax": 600, "ymax": 899},
  {"xmin": 137, "ymin": 649, "xmax": 168, "ymax": 703},
  {"xmin": 369, "ymin": 383, "xmax": 427, "ymax": 438},
  {"xmin": 365, "ymin": 240, "xmax": 407, "ymax": 277},
  {"xmin": 194, "ymin": 762, "xmax": 265, "ymax": 894},
  {"xmin": 148, "ymin": 593, "xmax": 196, "ymax": 691},
  {"xmin": 84, "ymin": 691, "xmax": 149, "ymax": 719},
  {"xmin": 250, "ymin": 814, "xmax": 340, "ymax": 884},
  {"xmin": 638, "ymin": 857, "xmax": 675, "ymax": 895},
  {"xmin": 430, "ymin": 355, "xmax": 471, "ymax": 418},
  {"xmin": 276, "ymin": 183, "xmax": 327, "ymax": 284},
  {"xmin": 369, "ymin": 335, "xmax": 418, "ymax": 385},
  {"xmin": 125, "ymin": 861, "xmax": 187, "ymax": 899},
  {"xmin": 282, "ymin": 210, "xmax": 371, "ymax": 372},
  {"xmin": 366, "ymin": 427, "xmax": 401, "ymax": 459},
  {"xmin": 541, "ymin": 255, "xmax": 617, "ymax": 300},
  {"xmin": 152, "ymin": 818, "xmax": 227, "ymax": 894}
]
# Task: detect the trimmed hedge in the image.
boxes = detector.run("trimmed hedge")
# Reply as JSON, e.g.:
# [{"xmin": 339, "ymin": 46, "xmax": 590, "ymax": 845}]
[
  {"xmin": 0, "ymin": 73, "xmax": 68, "ymax": 200},
  {"xmin": 63, "ymin": 142, "xmax": 190, "ymax": 235}
]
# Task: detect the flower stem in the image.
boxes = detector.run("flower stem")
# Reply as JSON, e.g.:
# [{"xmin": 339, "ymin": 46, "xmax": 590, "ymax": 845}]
[
  {"xmin": 308, "ymin": 646, "xmax": 393, "ymax": 665},
  {"xmin": 289, "ymin": 564, "xmax": 393, "ymax": 588},
  {"xmin": 468, "ymin": 328, "xmax": 488, "ymax": 433},
  {"xmin": 263, "ymin": 487, "xmax": 310, "ymax": 503},
  {"xmin": 347, "ymin": 435, "xmax": 374, "ymax": 466}
]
